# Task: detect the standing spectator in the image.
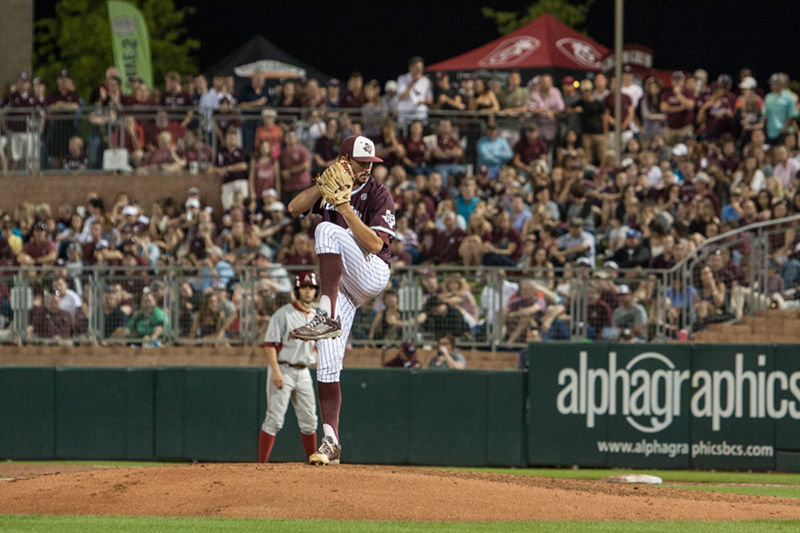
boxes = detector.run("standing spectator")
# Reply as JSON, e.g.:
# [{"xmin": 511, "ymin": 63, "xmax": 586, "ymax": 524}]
[
  {"xmin": 529, "ymin": 74, "xmax": 564, "ymax": 145},
  {"xmin": 360, "ymin": 79, "xmax": 384, "ymax": 138},
  {"xmin": 278, "ymin": 129, "xmax": 312, "ymax": 207},
  {"xmin": 238, "ymin": 73, "xmax": 270, "ymax": 151},
  {"xmin": 660, "ymin": 71, "xmax": 696, "ymax": 145},
  {"xmin": 402, "ymin": 119, "xmax": 430, "ymax": 176},
  {"xmin": 476, "ymin": 123, "xmax": 512, "ymax": 179},
  {"xmin": 432, "ymin": 72, "xmax": 464, "ymax": 112},
  {"xmin": 697, "ymin": 82, "xmax": 734, "ymax": 140},
  {"xmin": 213, "ymin": 128, "xmax": 249, "ymax": 210},
  {"xmin": 639, "ymin": 77, "xmax": 666, "ymax": 144},
  {"xmin": 620, "ymin": 65, "xmax": 644, "ymax": 108},
  {"xmin": 325, "ymin": 78, "xmax": 341, "ymax": 108},
  {"xmin": 467, "ymin": 76, "xmax": 500, "ymax": 113},
  {"xmin": 254, "ymin": 108, "xmax": 282, "ymax": 157},
  {"xmin": 397, "ymin": 56, "xmax": 433, "ymax": 124},
  {"xmin": 312, "ymin": 118, "xmax": 340, "ymax": 175},
  {"xmin": 1, "ymin": 72, "xmax": 43, "ymax": 171},
  {"xmin": 381, "ymin": 80, "xmax": 399, "ymax": 118},
  {"xmin": 44, "ymin": 70, "xmax": 81, "ymax": 169},
  {"xmin": 612, "ymin": 284, "xmax": 647, "ymax": 341},
  {"xmin": 160, "ymin": 71, "xmax": 194, "ymax": 130},
  {"xmin": 340, "ymin": 72, "xmax": 364, "ymax": 108},
  {"xmin": 430, "ymin": 118, "xmax": 465, "ymax": 186},
  {"xmin": 764, "ymin": 73, "xmax": 798, "ymax": 145},
  {"xmin": 249, "ymin": 141, "xmax": 280, "ymax": 201},
  {"xmin": 576, "ymin": 79, "xmax": 607, "ymax": 166},
  {"xmin": 427, "ymin": 333, "xmax": 466, "ymax": 369},
  {"xmin": 499, "ymin": 70, "xmax": 529, "ymax": 115},
  {"xmin": 603, "ymin": 77, "xmax": 635, "ymax": 149}
]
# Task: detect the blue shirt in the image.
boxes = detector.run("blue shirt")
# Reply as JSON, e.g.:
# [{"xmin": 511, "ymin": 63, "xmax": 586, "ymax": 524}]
[
  {"xmin": 721, "ymin": 204, "xmax": 739, "ymax": 222},
  {"xmin": 456, "ymin": 196, "xmax": 480, "ymax": 222},
  {"xmin": 764, "ymin": 89, "xmax": 798, "ymax": 140},
  {"xmin": 476, "ymin": 135, "xmax": 513, "ymax": 168}
]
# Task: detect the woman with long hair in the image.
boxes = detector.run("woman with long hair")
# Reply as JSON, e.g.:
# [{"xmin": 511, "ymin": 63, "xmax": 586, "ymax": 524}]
[
  {"xmin": 639, "ymin": 77, "xmax": 666, "ymax": 143},
  {"xmin": 249, "ymin": 140, "xmax": 280, "ymax": 201}
]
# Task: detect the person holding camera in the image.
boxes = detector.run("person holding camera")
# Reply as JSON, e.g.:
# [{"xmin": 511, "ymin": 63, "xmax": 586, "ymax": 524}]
[{"xmin": 427, "ymin": 333, "xmax": 466, "ymax": 370}]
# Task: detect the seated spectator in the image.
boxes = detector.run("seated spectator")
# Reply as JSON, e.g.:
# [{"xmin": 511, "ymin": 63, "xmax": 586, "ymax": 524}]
[
  {"xmin": 191, "ymin": 290, "xmax": 228, "ymax": 341},
  {"xmin": 312, "ymin": 117, "xmax": 340, "ymax": 175},
  {"xmin": 455, "ymin": 177, "xmax": 480, "ymax": 224},
  {"xmin": 416, "ymin": 295, "xmax": 470, "ymax": 340},
  {"xmin": 552, "ymin": 216, "xmax": 596, "ymax": 267},
  {"xmin": 63, "ymin": 136, "xmax": 88, "ymax": 171},
  {"xmin": 114, "ymin": 291, "xmax": 164, "ymax": 345},
  {"xmin": 439, "ymin": 275, "xmax": 479, "ymax": 329},
  {"xmin": 102, "ymin": 291, "xmax": 129, "ymax": 338},
  {"xmin": 426, "ymin": 211, "xmax": 465, "ymax": 265},
  {"xmin": 458, "ymin": 213, "xmax": 492, "ymax": 267},
  {"xmin": 212, "ymin": 97, "xmax": 242, "ymax": 143},
  {"xmin": 277, "ymin": 129, "xmax": 312, "ymax": 207},
  {"xmin": 139, "ymin": 131, "xmax": 186, "ymax": 173},
  {"xmin": 609, "ymin": 229, "xmax": 651, "ymax": 268},
  {"xmin": 17, "ymin": 221, "xmax": 57, "ymax": 267},
  {"xmin": 145, "ymin": 109, "xmax": 187, "ymax": 151},
  {"xmin": 512, "ymin": 124, "xmax": 548, "ymax": 178},
  {"xmin": 694, "ymin": 265, "xmax": 729, "ymax": 326},
  {"xmin": 430, "ymin": 118, "xmax": 465, "ymax": 186},
  {"xmin": 504, "ymin": 280, "xmax": 547, "ymax": 344},
  {"xmin": 611, "ymin": 284, "xmax": 648, "ymax": 341},
  {"xmin": 368, "ymin": 288, "xmax": 406, "ymax": 343},
  {"xmin": 28, "ymin": 293, "xmax": 73, "ymax": 340},
  {"xmin": 476, "ymin": 123, "xmax": 513, "ymax": 179},
  {"xmin": 375, "ymin": 118, "xmax": 406, "ymax": 170},
  {"xmin": 401, "ymin": 120, "xmax": 430, "ymax": 175},
  {"xmin": 482, "ymin": 210, "xmax": 522, "ymax": 267},
  {"xmin": 383, "ymin": 339, "xmax": 422, "ymax": 368},
  {"xmin": 110, "ymin": 115, "xmax": 144, "ymax": 167},
  {"xmin": 427, "ymin": 333, "xmax": 466, "ymax": 369}
]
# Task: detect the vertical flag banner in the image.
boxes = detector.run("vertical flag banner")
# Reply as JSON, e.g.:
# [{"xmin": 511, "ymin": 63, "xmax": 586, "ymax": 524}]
[{"xmin": 107, "ymin": 0, "xmax": 153, "ymax": 94}]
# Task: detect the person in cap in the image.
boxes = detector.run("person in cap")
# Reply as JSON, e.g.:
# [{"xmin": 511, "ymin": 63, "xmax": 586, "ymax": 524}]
[
  {"xmin": 734, "ymin": 76, "xmax": 762, "ymax": 111},
  {"xmin": 17, "ymin": 221, "xmax": 58, "ymax": 267},
  {"xmin": 660, "ymin": 71, "xmax": 696, "ymax": 145},
  {"xmin": 256, "ymin": 271, "xmax": 320, "ymax": 463},
  {"xmin": 609, "ymin": 228, "xmax": 650, "ymax": 269},
  {"xmin": 763, "ymin": 73, "xmax": 797, "ymax": 144},
  {"xmin": 611, "ymin": 284, "xmax": 647, "ymax": 341},
  {"xmin": 553, "ymin": 216, "xmax": 596, "ymax": 266},
  {"xmin": 380, "ymin": 79, "xmax": 399, "ymax": 117},
  {"xmin": 396, "ymin": 56, "xmax": 433, "ymax": 124},
  {"xmin": 286, "ymin": 134, "xmax": 393, "ymax": 465},
  {"xmin": 476, "ymin": 122, "xmax": 512, "ymax": 179},
  {"xmin": 213, "ymin": 127, "xmax": 250, "ymax": 211},
  {"xmin": 1, "ymin": 72, "xmax": 43, "ymax": 171},
  {"xmin": 697, "ymin": 81, "xmax": 734, "ymax": 140},
  {"xmin": 383, "ymin": 338, "xmax": 422, "ymax": 369},
  {"xmin": 325, "ymin": 78, "xmax": 341, "ymax": 108},
  {"xmin": 560, "ymin": 74, "xmax": 582, "ymax": 134}
]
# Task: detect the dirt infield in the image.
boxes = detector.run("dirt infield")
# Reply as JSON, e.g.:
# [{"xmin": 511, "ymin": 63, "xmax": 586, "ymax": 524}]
[{"xmin": 1, "ymin": 463, "xmax": 800, "ymax": 521}]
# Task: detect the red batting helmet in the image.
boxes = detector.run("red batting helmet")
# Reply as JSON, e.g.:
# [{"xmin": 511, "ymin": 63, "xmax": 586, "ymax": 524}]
[{"xmin": 294, "ymin": 272, "xmax": 319, "ymax": 299}]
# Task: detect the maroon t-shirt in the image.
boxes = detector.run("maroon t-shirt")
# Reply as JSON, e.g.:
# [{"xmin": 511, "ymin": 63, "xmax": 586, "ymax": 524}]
[
  {"xmin": 661, "ymin": 89, "xmax": 695, "ymax": 129},
  {"xmin": 431, "ymin": 135, "xmax": 461, "ymax": 165},
  {"xmin": 513, "ymin": 138, "xmax": 548, "ymax": 165},
  {"xmin": 403, "ymin": 137, "xmax": 427, "ymax": 166},
  {"xmin": 490, "ymin": 227, "xmax": 523, "ymax": 262},
  {"xmin": 429, "ymin": 227, "xmax": 466, "ymax": 264},
  {"xmin": 23, "ymin": 239, "xmax": 56, "ymax": 260},
  {"xmin": 45, "ymin": 89, "xmax": 79, "ymax": 107},
  {"xmin": 2, "ymin": 91, "xmax": 43, "ymax": 131},
  {"xmin": 339, "ymin": 90, "xmax": 363, "ymax": 108},
  {"xmin": 311, "ymin": 176, "xmax": 394, "ymax": 265},
  {"xmin": 314, "ymin": 136, "xmax": 338, "ymax": 165},
  {"xmin": 278, "ymin": 146, "xmax": 312, "ymax": 192},
  {"xmin": 215, "ymin": 147, "xmax": 249, "ymax": 184},
  {"xmin": 603, "ymin": 93, "xmax": 633, "ymax": 131},
  {"xmin": 161, "ymin": 90, "xmax": 193, "ymax": 108}
]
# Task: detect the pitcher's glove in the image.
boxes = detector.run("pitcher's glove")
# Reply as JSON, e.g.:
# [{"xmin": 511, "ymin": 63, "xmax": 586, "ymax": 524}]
[{"xmin": 315, "ymin": 158, "xmax": 355, "ymax": 206}]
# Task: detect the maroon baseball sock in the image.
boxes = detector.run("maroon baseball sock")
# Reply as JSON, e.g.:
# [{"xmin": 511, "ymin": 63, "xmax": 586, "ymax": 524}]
[
  {"xmin": 257, "ymin": 430, "xmax": 275, "ymax": 463},
  {"xmin": 301, "ymin": 433, "xmax": 318, "ymax": 460},
  {"xmin": 317, "ymin": 381, "xmax": 341, "ymax": 441},
  {"xmin": 318, "ymin": 253, "xmax": 343, "ymax": 319}
]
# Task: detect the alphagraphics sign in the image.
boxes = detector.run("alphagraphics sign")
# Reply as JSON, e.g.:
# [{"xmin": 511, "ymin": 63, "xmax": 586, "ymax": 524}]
[{"xmin": 557, "ymin": 351, "xmax": 800, "ymax": 432}]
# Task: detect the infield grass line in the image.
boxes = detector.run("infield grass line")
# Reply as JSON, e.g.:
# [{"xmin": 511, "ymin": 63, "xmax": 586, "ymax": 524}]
[{"xmin": 1, "ymin": 516, "xmax": 800, "ymax": 533}]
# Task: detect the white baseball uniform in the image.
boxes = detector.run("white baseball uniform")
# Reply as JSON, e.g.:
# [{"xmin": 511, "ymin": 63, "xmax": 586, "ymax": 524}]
[
  {"xmin": 312, "ymin": 176, "xmax": 394, "ymax": 382},
  {"xmin": 261, "ymin": 302, "xmax": 318, "ymax": 436}
]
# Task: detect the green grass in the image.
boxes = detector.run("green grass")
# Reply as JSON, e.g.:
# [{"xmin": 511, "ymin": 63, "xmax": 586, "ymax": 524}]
[
  {"xmin": 2, "ymin": 460, "xmax": 184, "ymax": 467},
  {"xmin": 0, "ymin": 516, "xmax": 799, "ymax": 533}
]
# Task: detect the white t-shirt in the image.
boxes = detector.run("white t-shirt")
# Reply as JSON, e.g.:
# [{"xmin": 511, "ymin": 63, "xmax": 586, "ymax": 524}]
[
  {"xmin": 59, "ymin": 289, "xmax": 82, "ymax": 317},
  {"xmin": 396, "ymin": 73, "xmax": 432, "ymax": 123}
]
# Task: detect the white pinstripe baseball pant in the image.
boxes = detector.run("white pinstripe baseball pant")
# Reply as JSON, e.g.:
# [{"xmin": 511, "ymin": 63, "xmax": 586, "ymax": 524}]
[{"xmin": 314, "ymin": 221, "xmax": 390, "ymax": 382}]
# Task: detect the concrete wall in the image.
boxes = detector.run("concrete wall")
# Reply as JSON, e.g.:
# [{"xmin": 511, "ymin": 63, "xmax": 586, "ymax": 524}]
[{"xmin": 0, "ymin": 0, "xmax": 33, "ymax": 92}]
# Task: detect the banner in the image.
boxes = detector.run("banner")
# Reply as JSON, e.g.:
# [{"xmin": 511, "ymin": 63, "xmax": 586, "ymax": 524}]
[
  {"xmin": 528, "ymin": 344, "xmax": 800, "ymax": 470},
  {"xmin": 107, "ymin": 0, "xmax": 153, "ymax": 95}
]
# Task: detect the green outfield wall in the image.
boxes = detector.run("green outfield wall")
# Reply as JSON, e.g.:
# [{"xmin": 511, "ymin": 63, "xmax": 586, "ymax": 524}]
[{"xmin": 1, "ymin": 344, "xmax": 798, "ymax": 470}]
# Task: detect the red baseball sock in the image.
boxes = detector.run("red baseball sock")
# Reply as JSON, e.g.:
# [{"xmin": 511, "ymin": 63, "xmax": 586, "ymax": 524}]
[
  {"xmin": 301, "ymin": 432, "xmax": 318, "ymax": 460},
  {"xmin": 317, "ymin": 381, "xmax": 341, "ymax": 440},
  {"xmin": 318, "ymin": 253, "xmax": 343, "ymax": 318},
  {"xmin": 257, "ymin": 430, "xmax": 275, "ymax": 463}
]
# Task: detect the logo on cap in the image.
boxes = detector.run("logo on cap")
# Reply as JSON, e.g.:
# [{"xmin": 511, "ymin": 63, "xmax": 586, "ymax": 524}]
[{"xmin": 362, "ymin": 141, "xmax": 373, "ymax": 154}]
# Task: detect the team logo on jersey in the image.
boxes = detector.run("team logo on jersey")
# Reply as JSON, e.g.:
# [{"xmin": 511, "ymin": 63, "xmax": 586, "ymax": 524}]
[
  {"xmin": 361, "ymin": 193, "xmax": 368, "ymax": 201},
  {"xmin": 478, "ymin": 36, "xmax": 541, "ymax": 67},
  {"xmin": 382, "ymin": 209, "xmax": 396, "ymax": 228},
  {"xmin": 555, "ymin": 38, "xmax": 604, "ymax": 69}
]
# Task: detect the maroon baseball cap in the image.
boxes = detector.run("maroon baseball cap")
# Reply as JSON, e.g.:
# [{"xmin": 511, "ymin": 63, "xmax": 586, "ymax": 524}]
[{"xmin": 338, "ymin": 135, "xmax": 383, "ymax": 163}]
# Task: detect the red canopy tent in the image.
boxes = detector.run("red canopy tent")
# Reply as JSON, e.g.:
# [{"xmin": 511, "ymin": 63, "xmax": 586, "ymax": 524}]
[{"xmin": 426, "ymin": 14, "xmax": 610, "ymax": 77}]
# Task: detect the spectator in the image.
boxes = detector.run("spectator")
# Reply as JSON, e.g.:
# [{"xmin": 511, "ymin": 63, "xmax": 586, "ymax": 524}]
[
  {"xmin": 660, "ymin": 71, "xmax": 696, "ymax": 145},
  {"xmin": 44, "ymin": 70, "xmax": 80, "ymax": 169},
  {"xmin": 611, "ymin": 284, "xmax": 647, "ymax": 341},
  {"xmin": 417, "ymin": 294, "xmax": 470, "ymax": 339},
  {"xmin": 383, "ymin": 339, "xmax": 422, "ymax": 368},
  {"xmin": 694, "ymin": 265, "xmax": 729, "ymax": 326},
  {"xmin": 63, "ymin": 136, "xmax": 88, "ymax": 171},
  {"xmin": 278, "ymin": 129, "xmax": 312, "ymax": 207},
  {"xmin": 528, "ymin": 74, "xmax": 564, "ymax": 145},
  {"xmin": 764, "ymin": 73, "xmax": 798, "ymax": 145},
  {"xmin": 145, "ymin": 109, "xmax": 187, "ymax": 151},
  {"xmin": 254, "ymin": 109, "xmax": 282, "ymax": 158},
  {"xmin": 432, "ymin": 72, "xmax": 464, "ymax": 112},
  {"xmin": 249, "ymin": 141, "xmax": 280, "ymax": 202},
  {"xmin": 17, "ymin": 221, "xmax": 57, "ymax": 267},
  {"xmin": 499, "ymin": 70, "xmax": 528, "ymax": 115},
  {"xmin": 552, "ymin": 216, "xmax": 596, "ymax": 266},
  {"xmin": 397, "ymin": 56, "xmax": 433, "ymax": 124},
  {"xmin": 361, "ymin": 79, "xmax": 384, "ymax": 138},
  {"xmin": 576, "ymin": 79, "xmax": 607, "ymax": 165},
  {"xmin": 340, "ymin": 72, "xmax": 364, "ymax": 108},
  {"xmin": 238, "ymin": 73, "xmax": 269, "ymax": 150},
  {"xmin": 482, "ymin": 210, "xmax": 522, "ymax": 267},
  {"xmin": 430, "ymin": 118, "xmax": 465, "ymax": 186},
  {"xmin": 140, "ymin": 131, "xmax": 186, "ymax": 173},
  {"xmin": 191, "ymin": 290, "xmax": 228, "ymax": 340},
  {"xmin": 467, "ymin": 76, "xmax": 500, "ymax": 113},
  {"xmin": 28, "ymin": 293, "xmax": 73, "ymax": 340},
  {"xmin": 1, "ymin": 72, "xmax": 43, "ymax": 171},
  {"xmin": 375, "ymin": 118, "xmax": 406, "ymax": 170},
  {"xmin": 476, "ymin": 123, "xmax": 512, "ymax": 179},
  {"xmin": 213, "ymin": 128, "xmax": 249, "ymax": 210},
  {"xmin": 368, "ymin": 288, "xmax": 405, "ymax": 343},
  {"xmin": 401, "ymin": 120, "xmax": 430, "ymax": 175},
  {"xmin": 115, "ymin": 291, "xmax": 165, "ymax": 346},
  {"xmin": 325, "ymin": 78, "xmax": 341, "ymax": 108},
  {"xmin": 381, "ymin": 79, "xmax": 399, "ymax": 118},
  {"xmin": 609, "ymin": 229, "xmax": 651, "ymax": 268},
  {"xmin": 585, "ymin": 284, "xmax": 612, "ymax": 340},
  {"xmin": 312, "ymin": 117, "xmax": 340, "ymax": 175},
  {"xmin": 427, "ymin": 333, "xmax": 466, "ymax": 369},
  {"xmin": 212, "ymin": 97, "xmax": 242, "ymax": 143}
]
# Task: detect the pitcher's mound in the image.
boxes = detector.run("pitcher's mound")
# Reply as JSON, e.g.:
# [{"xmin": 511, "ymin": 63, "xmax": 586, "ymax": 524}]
[{"xmin": 1, "ymin": 463, "xmax": 799, "ymax": 521}]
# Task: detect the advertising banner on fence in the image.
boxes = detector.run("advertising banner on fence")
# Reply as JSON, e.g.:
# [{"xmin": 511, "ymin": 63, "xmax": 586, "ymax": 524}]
[
  {"xmin": 107, "ymin": 0, "xmax": 153, "ymax": 95},
  {"xmin": 529, "ymin": 344, "xmax": 800, "ymax": 470}
]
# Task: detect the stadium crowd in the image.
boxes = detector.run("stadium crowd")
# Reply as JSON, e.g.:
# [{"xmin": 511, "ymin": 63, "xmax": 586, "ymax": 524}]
[{"xmin": 2, "ymin": 57, "xmax": 800, "ymax": 347}]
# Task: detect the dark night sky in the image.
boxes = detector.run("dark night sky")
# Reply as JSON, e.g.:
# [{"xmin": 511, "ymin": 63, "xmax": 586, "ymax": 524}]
[{"xmin": 36, "ymin": 0, "xmax": 800, "ymax": 85}]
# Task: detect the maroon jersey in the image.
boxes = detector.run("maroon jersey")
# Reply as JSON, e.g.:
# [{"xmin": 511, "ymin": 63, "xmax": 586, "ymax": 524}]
[
  {"xmin": 23, "ymin": 239, "xmax": 56, "ymax": 260},
  {"xmin": 431, "ymin": 134, "xmax": 461, "ymax": 165},
  {"xmin": 45, "ymin": 90, "xmax": 79, "ymax": 107},
  {"xmin": 429, "ymin": 227, "xmax": 466, "ymax": 264},
  {"xmin": 661, "ymin": 89, "xmax": 695, "ymax": 129},
  {"xmin": 603, "ymin": 92, "xmax": 633, "ymax": 131},
  {"xmin": 215, "ymin": 147, "xmax": 249, "ymax": 184},
  {"xmin": 161, "ymin": 90, "xmax": 193, "ymax": 108},
  {"xmin": 312, "ymin": 176, "xmax": 395, "ymax": 265},
  {"xmin": 403, "ymin": 137, "xmax": 427, "ymax": 166},
  {"xmin": 513, "ymin": 137, "xmax": 548, "ymax": 165}
]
